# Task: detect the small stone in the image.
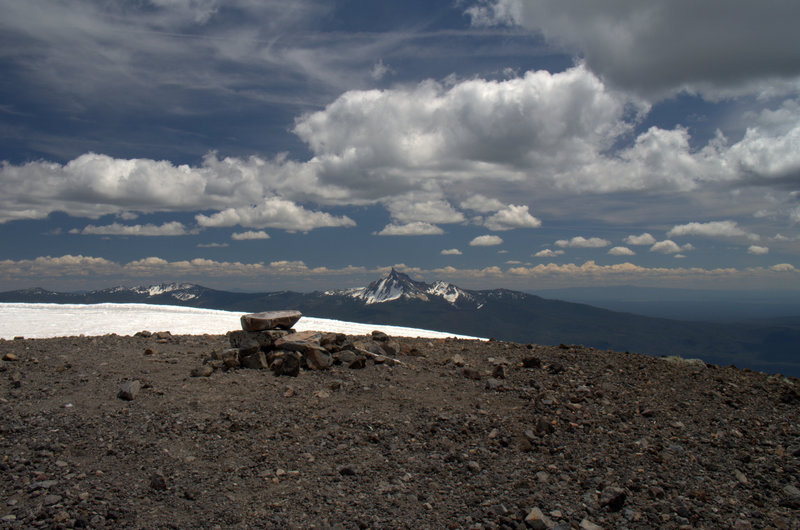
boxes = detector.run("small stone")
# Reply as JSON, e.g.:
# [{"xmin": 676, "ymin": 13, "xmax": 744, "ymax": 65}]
[
  {"xmin": 492, "ymin": 364, "xmax": 506, "ymax": 379},
  {"xmin": 190, "ymin": 365, "xmax": 214, "ymax": 377},
  {"xmin": 150, "ymin": 473, "xmax": 167, "ymax": 491},
  {"xmin": 117, "ymin": 380, "xmax": 141, "ymax": 401},
  {"xmin": 522, "ymin": 356, "xmax": 541, "ymax": 368},
  {"xmin": 240, "ymin": 351, "xmax": 268, "ymax": 370},
  {"xmin": 338, "ymin": 465, "xmax": 358, "ymax": 476},
  {"xmin": 269, "ymin": 351, "xmax": 301, "ymax": 377},
  {"xmin": 304, "ymin": 346, "xmax": 332, "ymax": 370},
  {"xmin": 599, "ymin": 486, "xmax": 627, "ymax": 512},
  {"xmin": 451, "ymin": 354, "xmax": 467, "ymax": 366},
  {"xmin": 371, "ymin": 330, "xmax": 390, "ymax": 341},
  {"xmin": 735, "ymin": 470, "xmax": 748, "ymax": 484},
  {"xmin": 524, "ymin": 507, "xmax": 554, "ymax": 529},
  {"xmin": 462, "ymin": 367, "xmax": 481, "ymax": 380},
  {"xmin": 382, "ymin": 340, "xmax": 401, "ymax": 356},
  {"xmin": 143, "ymin": 348, "xmax": 157, "ymax": 356},
  {"xmin": 781, "ymin": 484, "xmax": 800, "ymax": 508},
  {"xmin": 466, "ymin": 461, "xmax": 481, "ymax": 473},
  {"xmin": 486, "ymin": 377, "xmax": 504, "ymax": 390},
  {"xmin": 348, "ymin": 357, "xmax": 367, "ymax": 370},
  {"xmin": 43, "ymin": 494, "xmax": 62, "ymax": 505},
  {"xmin": 579, "ymin": 519, "xmax": 602, "ymax": 530},
  {"xmin": 30, "ymin": 479, "xmax": 58, "ymax": 490},
  {"xmin": 220, "ymin": 348, "xmax": 240, "ymax": 370},
  {"xmin": 2, "ymin": 353, "xmax": 19, "ymax": 361}
]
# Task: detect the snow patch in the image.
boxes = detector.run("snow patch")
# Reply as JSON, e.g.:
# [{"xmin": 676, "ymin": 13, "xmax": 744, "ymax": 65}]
[{"xmin": 0, "ymin": 303, "xmax": 485, "ymax": 340}]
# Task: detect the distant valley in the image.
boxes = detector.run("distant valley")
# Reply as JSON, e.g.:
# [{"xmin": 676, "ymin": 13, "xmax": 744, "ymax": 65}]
[{"xmin": 2, "ymin": 269, "xmax": 799, "ymax": 376}]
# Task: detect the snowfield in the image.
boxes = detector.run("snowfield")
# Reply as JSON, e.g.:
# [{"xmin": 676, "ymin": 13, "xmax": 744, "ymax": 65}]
[{"xmin": 0, "ymin": 303, "xmax": 484, "ymax": 340}]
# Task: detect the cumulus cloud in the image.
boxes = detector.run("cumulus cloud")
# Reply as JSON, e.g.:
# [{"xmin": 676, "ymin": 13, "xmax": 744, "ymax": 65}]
[
  {"xmin": 650, "ymin": 240, "xmax": 693, "ymax": 254},
  {"xmin": 484, "ymin": 204, "xmax": 542, "ymax": 231},
  {"xmin": 624, "ymin": 233, "xmax": 657, "ymax": 246},
  {"xmin": 470, "ymin": 235, "xmax": 504, "ymax": 246},
  {"xmin": 4, "ymin": 69, "xmax": 800, "ymax": 233},
  {"xmin": 375, "ymin": 222, "xmax": 445, "ymax": 236},
  {"xmin": 534, "ymin": 249, "xmax": 565, "ymax": 258},
  {"xmin": 608, "ymin": 246, "xmax": 635, "ymax": 256},
  {"xmin": 69, "ymin": 221, "xmax": 192, "ymax": 236},
  {"xmin": 441, "ymin": 248, "xmax": 463, "ymax": 255},
  {"xmin": 747, "ymin": 245, "xmax": 769, "ymax": 255},
  {"xmin": 232, "ymin": 230, "xmax": 270, "ymax": 240},
  {"xmin": 555, "ymin": 236, "xmax": 611, "ymax": 248},
  {"xmin": 460, "ymin": 195, "xmax": 507, "ymax": 213},
  {"xmin": 386, "ymin": 198, "xmax": 465, "ymax": 225},
  {"xmin": 195, "ymin": 197, "xmax": 355, "ymax": 232},
  {"xmin": 667, "ymin": 221, "xmax": 759, "ymax": 241},
  {"xmin": 466, "ymin": 0, "xmax": 800, "ymax": 99}
]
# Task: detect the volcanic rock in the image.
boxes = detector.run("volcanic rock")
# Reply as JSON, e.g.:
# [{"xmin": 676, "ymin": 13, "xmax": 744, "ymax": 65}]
[
  {"xmin": 117, "ymin": 380, "xmax": 141, "ymax": 400},
  {"xmin": 240, "ymin": 310, "xmax": 302, "ymax": 332}
]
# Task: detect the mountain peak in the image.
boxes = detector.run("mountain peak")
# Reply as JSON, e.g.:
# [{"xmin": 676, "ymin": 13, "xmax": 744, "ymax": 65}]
[{"xmin": 327, "ymin": 270, "xmax": 476, "ymax": 307}]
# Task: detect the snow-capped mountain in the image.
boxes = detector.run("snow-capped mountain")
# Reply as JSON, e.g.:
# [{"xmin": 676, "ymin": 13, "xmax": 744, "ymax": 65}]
[
  {"xmin": 4, "ymin": 275, "xmax": 800, "ymax": 375},
  {"xmin": 327, "ymin": 268, "xmax": 475, "ymax": 306},
  {"xmin": 92, "ymin": 282, "xmax": 204, "ymax": 302}
]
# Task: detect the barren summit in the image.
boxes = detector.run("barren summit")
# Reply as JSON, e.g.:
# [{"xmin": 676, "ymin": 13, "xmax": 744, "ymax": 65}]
[{"xmin": 1, "ymin": 329, "xmax": 799, "ymax": 528}]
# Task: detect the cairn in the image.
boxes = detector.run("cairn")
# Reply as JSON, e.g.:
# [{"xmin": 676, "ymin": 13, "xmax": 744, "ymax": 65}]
[{"xmin": 192, "ymin": 310, "xmax": 403, "ymax": 377}]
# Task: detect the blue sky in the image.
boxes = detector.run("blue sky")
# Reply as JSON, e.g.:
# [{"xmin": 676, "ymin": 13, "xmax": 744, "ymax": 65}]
[{"xmin": 1, "ymin": 0, "xmax": 799, "ymax": 293}]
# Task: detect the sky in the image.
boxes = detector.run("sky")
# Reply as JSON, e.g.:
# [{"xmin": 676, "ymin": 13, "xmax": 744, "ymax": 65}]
[{"xmin": 1, "ymin": 0, "xmax": 800, "ymax": 293}]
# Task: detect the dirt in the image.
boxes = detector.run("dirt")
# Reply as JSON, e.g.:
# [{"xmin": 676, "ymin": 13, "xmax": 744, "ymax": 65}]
[{"xmin": 1, "ymin": 332, "xmax": 799, "ymax": 529}]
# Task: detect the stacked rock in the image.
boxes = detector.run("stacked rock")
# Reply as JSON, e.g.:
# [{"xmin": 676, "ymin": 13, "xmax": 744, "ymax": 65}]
[{"xmin": 195, "ymin": 311, "xmax": 404, "ymax": 377}]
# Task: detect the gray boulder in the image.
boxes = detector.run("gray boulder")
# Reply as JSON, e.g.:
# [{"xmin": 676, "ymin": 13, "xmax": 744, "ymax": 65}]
[{"xmin": 240, "ymin": 310, "xmax": 302, "ymax": 332}]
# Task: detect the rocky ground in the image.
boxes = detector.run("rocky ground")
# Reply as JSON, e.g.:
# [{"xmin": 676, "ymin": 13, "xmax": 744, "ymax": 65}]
[{"xmin": 1, "ymin": 330, "xmax": 799, "ymax": 529}]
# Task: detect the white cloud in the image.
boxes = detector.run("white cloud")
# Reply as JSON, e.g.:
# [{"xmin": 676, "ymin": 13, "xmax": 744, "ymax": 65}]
[
  {"xmin": 484, "ymin": 204, "xmax": 541, "ymax": 231},
  {"xmin": 555, "ymin": 236, "xmax": 611, "ymax": 248},
  {"xmin": 386, "ymin": 198, "xmax": 465, "ymax": 225},
  {"xmin": 624, "ymin": 233, "xmax": 657, "ymax": 246},
  {"xmin": 375, "ymin": 222, "xmax": 445, "ymax": 236},
  {"xmin": 466, "ymin": 1, "xmax": 800, "ymax": 99},
  {"xmin": 534, "ymin": 249, "xmax": 565, "ymax": 258},
  {"xmin": 69, "ymin": 221, "xmax": 192, "ymax": 236},
  {"xmin": 747, "ymin": 245, "xmax": 770, "ymax": 255},
  {"xmin": 371, "ymin": 60, "xmax": 392, "ymax": 81},
  {"xmin": 195, "ymin": 197, "xmax": 355, "ymax": 231},
  {"xmin": 667, "ymin": 221, "xmax": 757, "ymax": 240},
  {"xmin": 650, "ymin": 240, "xmax": 688, "ymax": 254},
  {"xmin": 232, "ymin": 230, "xmax": 270, "ymax": 240},
  {"xmin": 608, "ymin": 246, "xmax": 635, "ymax": 256},
  {"xmin": 460, "ymin": 195, "xmax": 507, "ymax": 213},
  {"xmin": 470, "ymin": 235, "xmax": 504, "ymax": 246},
  {"xmin": 441, "ymin": 248, "xmax": 463, "ymax": 255},
  {"xmin": 791, "ymin": 206, "xmax": 800, "ymax": 224}
]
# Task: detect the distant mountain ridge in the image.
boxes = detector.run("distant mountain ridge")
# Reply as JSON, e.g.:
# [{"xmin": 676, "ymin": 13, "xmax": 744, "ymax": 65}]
[{"xmin": 2, "ymin": 271, "xmax": 800, "ymax": 376}]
